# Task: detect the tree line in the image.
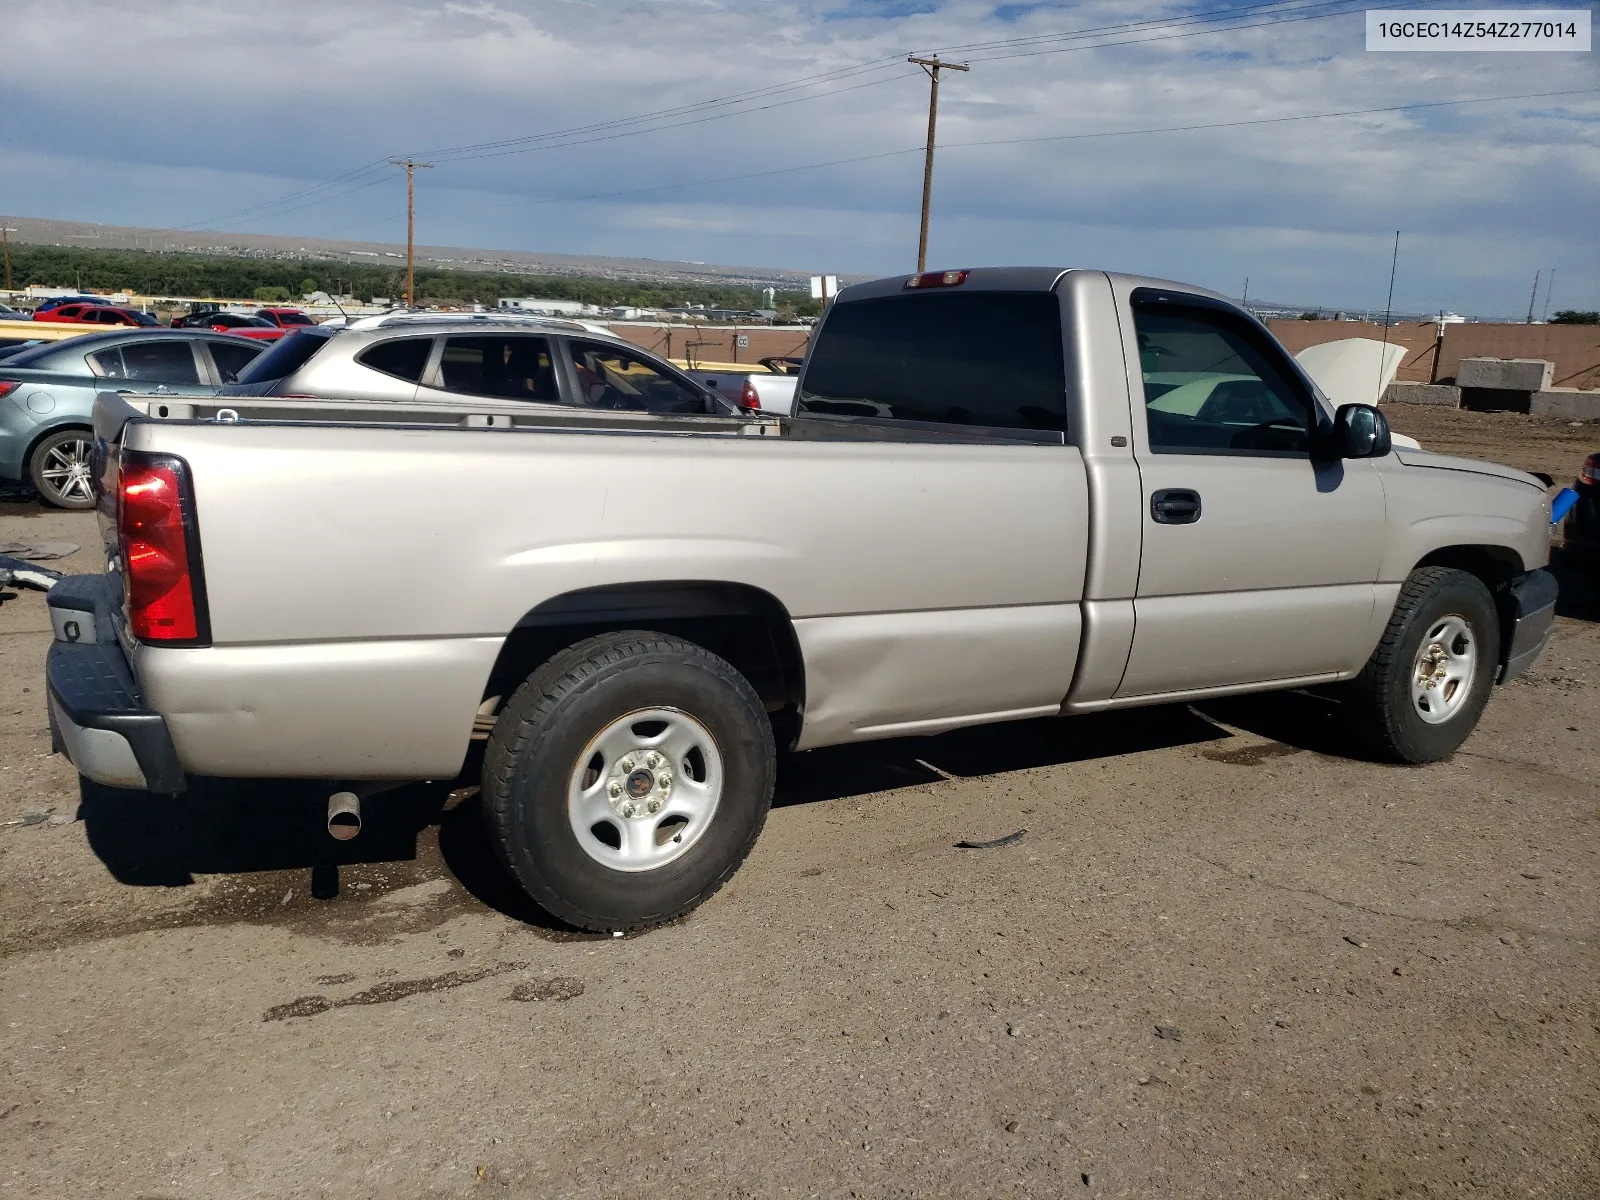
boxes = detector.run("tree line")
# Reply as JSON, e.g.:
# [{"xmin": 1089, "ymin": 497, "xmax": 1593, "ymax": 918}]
[{"xmin": 3, "ymin": 244, "xmax": 824, "ymax": 316}]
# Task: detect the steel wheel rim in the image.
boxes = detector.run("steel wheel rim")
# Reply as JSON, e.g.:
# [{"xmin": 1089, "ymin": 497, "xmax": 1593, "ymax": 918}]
[
  {"xmin": 1410, "ymin": 614, "xmax": 1476, "ymax": 725},
  {"xmin": 566, "ymin": 707, "xmax": 723, "ymax": 872},
  {"xmin": 38, "ymin": 436, "xmax": 93, "ymax": 504}
]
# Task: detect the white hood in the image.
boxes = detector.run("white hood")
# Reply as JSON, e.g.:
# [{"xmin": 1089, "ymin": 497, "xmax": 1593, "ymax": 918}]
[{"xmin": 1295, "ymin": 338, "xmax": 1407, "ymax": 409}]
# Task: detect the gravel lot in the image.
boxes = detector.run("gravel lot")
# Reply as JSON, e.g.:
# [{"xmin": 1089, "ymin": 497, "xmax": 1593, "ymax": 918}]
[{"xmin": 1, "ymin": 410, "xmax": 1596, "ymax": 1198}]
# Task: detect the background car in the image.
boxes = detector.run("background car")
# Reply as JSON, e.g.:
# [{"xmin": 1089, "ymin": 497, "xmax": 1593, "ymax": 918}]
[
  {"xmin": 33, "ymin": 303, "xmax": 160, "ymax": 327},
  {"xmin": 0, "ymin": 329, "xmax": 264, "ymax": 508},
  {"xmin": 223, "ymin": 314, "xmax": 731, "ymax": 417},
  {"xmin": 170, "ymin": 310, "xmax": 285, "ymax": 340},
  {"xmin": 254, "ymin": 307, "xmax": 318, "ymax": 330},
  {"xmin": 1561, "ymin": 450, "xmax": 1600, "ymax": 557},
  {"xmin": 33, "ymin": 295, "xmax": 113, "ymax": 313}
]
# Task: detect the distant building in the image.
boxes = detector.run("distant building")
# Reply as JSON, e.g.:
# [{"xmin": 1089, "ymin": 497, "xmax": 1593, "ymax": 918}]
[{"xmin": 499, "ymin": 297, "xmax": 598, "ymax": 316}]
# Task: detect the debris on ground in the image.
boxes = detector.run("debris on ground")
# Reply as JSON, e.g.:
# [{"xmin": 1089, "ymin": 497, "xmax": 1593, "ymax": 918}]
[
  {"xmin": 956, "ymin": 829, "xmax": 1026, "ymax": 850},
  {"xmin": 0, "ymin": 554, "xmax": 64, "ymax": 593},
  {"xmin": 1155, "ymin": 1026, "xmax": 1182, "ymax": 1041},
  {"xmin": 0, "ymin": 540, "xmax": 78, "ymax": 561},
  {"xmin": 509, "ymin": 977, "xmax": 585, "ymax": 1003},
  {"xmin": 1343, "ymin": 935, "xmax": 1369, "ymax": 948}
]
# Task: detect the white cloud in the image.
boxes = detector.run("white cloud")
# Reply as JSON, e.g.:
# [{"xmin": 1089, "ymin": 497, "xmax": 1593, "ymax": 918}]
[{"xmin": 1, "ymin": 0, "xmax": 1594, "ymax": 311}]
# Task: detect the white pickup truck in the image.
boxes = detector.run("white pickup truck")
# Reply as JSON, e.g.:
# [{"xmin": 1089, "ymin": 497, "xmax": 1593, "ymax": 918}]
[{"xmin": 47, "ymin": 267, "xmax": 1556, "ymax": 932}]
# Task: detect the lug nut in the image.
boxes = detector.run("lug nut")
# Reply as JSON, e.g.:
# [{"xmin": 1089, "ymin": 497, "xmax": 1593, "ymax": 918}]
[
  {"xmin": 647, "ymin": 799, "xmax": 661, "ymax": 813},
  {"xmin": 608, "ymin": 781, "xmax": 622, "ymax": 798},
  {"xmin": 621, "ymin": 803, "xmax": 636, "ymax": 817},
  {"xmin": 646, "ymin": 752, "xmax": 661, "ymax": 768},
  {"xmin": 621, "ymin": 756, "xmax": 635, "ymax": 771},
  {"xmin": 658, "ymin": 773, "xmax": 671, "ymax": 788}
]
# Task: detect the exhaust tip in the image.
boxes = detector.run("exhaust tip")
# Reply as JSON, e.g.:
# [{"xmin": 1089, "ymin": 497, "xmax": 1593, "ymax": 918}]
[{"xmin": 327, "ymin": 791, "xmax": 362, "ymax": 841}]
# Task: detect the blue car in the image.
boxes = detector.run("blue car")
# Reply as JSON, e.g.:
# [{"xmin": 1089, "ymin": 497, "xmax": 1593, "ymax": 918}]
[{"xmin": 0, "ymin": 329, "xmax": 264, "ymax": 508}]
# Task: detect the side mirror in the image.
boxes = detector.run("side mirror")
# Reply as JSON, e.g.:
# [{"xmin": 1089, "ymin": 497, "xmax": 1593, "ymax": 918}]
[{"xmin": 1332, "ymin": 403, "xmax": 1392, "ymax": 459}]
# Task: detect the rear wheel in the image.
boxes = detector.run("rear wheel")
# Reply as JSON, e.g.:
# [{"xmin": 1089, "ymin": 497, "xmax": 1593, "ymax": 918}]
[
  {"xmin": 28, "ymin": 429, "xmax": 96, "ymax": 510},
  {"xmin": 1346, "ymin": 567, "xmax": 1501, "ymax": 763},
  {"xmin": 481, "ymin": 631, "xmax": 775, "ymax": 932}
]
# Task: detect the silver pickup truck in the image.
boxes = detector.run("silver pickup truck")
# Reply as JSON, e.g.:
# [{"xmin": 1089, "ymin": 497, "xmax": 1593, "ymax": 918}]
[{"xmin": 47, "ymin": 267, "xmax": 1557, "ymax": 932}]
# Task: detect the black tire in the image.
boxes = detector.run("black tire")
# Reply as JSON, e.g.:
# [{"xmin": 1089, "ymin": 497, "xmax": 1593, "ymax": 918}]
[
  {"xmin": 481, "ymin": 631, "xmax": 775, "ymax": 932},
  {"xmin": 28, "ymin": 428, "xmax": 96, "ymax": 511},
  {"xmin": 1345, "ymin": 566, "xmax": 1501, "ymax": 764}
]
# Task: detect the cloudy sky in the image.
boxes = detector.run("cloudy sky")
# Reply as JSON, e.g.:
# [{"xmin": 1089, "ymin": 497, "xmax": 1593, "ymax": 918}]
[{"xmin": 1, "ymin": 0, "xmax": 1595, "ymax": 313}]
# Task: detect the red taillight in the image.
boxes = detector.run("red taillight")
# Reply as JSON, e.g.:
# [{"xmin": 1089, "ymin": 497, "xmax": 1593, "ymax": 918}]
[
  {"xmin": 0, "ymin": 381, "xmax": 18, "ymax": 399},
  {"xmin": 118, "ymin": 455, "xmax": 208, "ymax": 644},
  {"xmin": 739, "ymin": 379, "xmax": 761, "ymax": 411},
  {"xmin": 1580, "ymin": 454, "xmax": 1600, "ymax": 486},
  {"xmin": 904, "ymin": 269, "xmax": 968, "ymax": 290}
]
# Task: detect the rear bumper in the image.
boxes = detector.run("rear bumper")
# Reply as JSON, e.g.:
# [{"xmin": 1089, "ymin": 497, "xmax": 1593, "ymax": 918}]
[
  {"xmin": 1500, "ymin": 568, "xmax": 1558, "ymax": 684},
  {"xmin": 45, "ymin": 575, "xmax": 186, "ymax": 794}
]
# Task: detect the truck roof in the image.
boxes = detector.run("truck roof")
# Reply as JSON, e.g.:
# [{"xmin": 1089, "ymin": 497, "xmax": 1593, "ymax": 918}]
[{"xmin": 835, "ymin": 267, "xmax": 1235, "ymax": 307}]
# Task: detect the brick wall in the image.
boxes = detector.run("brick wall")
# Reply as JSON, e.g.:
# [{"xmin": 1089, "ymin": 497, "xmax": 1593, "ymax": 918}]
[{"xmin": 606, "ymin": 323, "xmax": 812, "ymax": 366}]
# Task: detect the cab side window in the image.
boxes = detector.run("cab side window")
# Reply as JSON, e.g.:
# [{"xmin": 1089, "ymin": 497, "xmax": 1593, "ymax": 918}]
[
  {"xmin": 1131, "ymin": 297, "xmax": 1314, "ymax": 455},
  {"xmin": 437, "ymin": 335, "xmax": 560, "ymax": 403},
  {"xmin": 567, "ymin": 341, "xmax": 707, "ymax": 413}
]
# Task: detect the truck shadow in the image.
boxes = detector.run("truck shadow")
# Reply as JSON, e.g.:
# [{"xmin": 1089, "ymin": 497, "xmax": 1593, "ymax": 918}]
[{"xmin": 76, "ymin": 704, "xmax": 1232, "ymax": 931}]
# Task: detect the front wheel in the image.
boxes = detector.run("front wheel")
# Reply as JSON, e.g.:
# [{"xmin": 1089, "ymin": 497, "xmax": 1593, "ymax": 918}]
[
  {"xmin": 481, "ymin": 631, "xmax": 775, "ymax": 932},
  {"xmin": 1345, "ymin": 566, "xmax": 1501, "ymax": 763},
  {"xmin": 28, "ymin": 429, "xmax": 96, "ymax": 510}
]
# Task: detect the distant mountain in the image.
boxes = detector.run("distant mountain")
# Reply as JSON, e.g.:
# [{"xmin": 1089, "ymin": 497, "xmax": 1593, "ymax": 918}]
[{"xmin": 0, "ymin": 214, "xmax": 859, "ymax": 292}]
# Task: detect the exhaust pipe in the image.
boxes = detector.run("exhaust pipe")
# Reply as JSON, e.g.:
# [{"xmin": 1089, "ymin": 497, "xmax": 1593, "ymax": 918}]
[{"xmin": 327, "ymin": 791, "xmax": 362, "ymax": 840}]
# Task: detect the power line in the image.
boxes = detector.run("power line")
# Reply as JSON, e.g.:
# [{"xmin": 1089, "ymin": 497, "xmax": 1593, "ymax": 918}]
[
  {"xmin": 171, "ymin": 0, "xmax": 1412, "ymax": 233},
  {"xmin": 342, "ymin": 86, "xmax": 1592, "ymax": 232}
]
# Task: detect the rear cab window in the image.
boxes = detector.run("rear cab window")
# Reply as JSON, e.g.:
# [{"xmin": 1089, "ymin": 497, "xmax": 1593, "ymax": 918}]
[{"xmin": 797, "ymin": 290, "xmax": 1066, "ymax": 432}]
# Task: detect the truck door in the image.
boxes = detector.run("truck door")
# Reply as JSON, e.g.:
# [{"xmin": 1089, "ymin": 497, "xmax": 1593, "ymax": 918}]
[{"xmin": 1116, "ymin": 288, "xmax": 1386, "ymax": 698}]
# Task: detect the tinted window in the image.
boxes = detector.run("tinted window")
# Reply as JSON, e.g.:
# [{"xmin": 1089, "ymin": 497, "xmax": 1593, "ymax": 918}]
[
  {"xmin": 359, "ymin": 337, "xmax": 434, "ymax": 383},
  {"xmin": 234, "ymin": 328, "xmax": 334, "ymax": 383},
  {"xmin": 438, "ymin": 335, "xmax": 560, "ymax": 403},
  {"xmin": 120, "ymin": 341, "xmax": 201, "ymax": 384},
  {"xmin": 798, "ymin": 291, "xmax": 1066, "ymax": 430},
  {"xmin": 1131, "ymin": 297, "xmax": 1312, "ymax": 455},
  {"xmin": 206, "ymin": 339, "xmax": 263, "ymax": 383},
  {"xmin": 568, "ymin": 340, "xmax": 707, "ymax": 413},
  {"xmin": 129, "ymin": 311, "xmax": 160, "ymax": 327},
  {"xmin": 277, "ymin": 312, "xmax": 313, "ymax": 326}
]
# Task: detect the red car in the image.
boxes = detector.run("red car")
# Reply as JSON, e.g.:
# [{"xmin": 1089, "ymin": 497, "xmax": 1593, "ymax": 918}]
[
  {"xmin": 254, "ymin": 307, "xmax": 318, "ymax": 331},
  {"xmin": 174, "ymin": 311, "xmax": 286, "ymax": 341},
  {"xmin": 33, "ymin": 303, "xmax": 160, "ymax": 328}
]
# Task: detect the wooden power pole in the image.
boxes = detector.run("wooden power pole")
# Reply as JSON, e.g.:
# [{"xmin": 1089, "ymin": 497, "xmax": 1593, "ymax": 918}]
[
  {"xmin": 390, "ymin": 159, "xmax": 434, "ymax": 307},
  {"xmin": 907, "ymin": 55, "xmax": 968, "ymax": 273},
  {"xmin": 1, "ymin": 227, "xmax": 16, "ymax": 291}
]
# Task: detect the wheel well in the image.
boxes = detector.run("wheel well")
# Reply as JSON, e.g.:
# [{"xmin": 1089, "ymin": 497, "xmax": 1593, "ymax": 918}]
[
  {"xmin": 21, "ymin": 422, "xmax": 93, "ymax": 476},
  {"xmin": 484, "ymin": 582, "xmax": 806, "ymax": 748},
  {"xmin": 1414, "ymin": 544, "xmax": 1525, "ymax": 650}
]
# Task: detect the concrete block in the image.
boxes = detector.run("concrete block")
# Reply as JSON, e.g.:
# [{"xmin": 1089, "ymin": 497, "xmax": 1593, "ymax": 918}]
[
  {"xmin": 1456, "ymin": 357, "xmax": 1554, "ymax": 391},
  {"xmin": 1384, "ymin": 381, "xmax": 1461, "ymax": 406},
  {"xmin": 1529, "ymin": 388, "xmax": 1600, "ymax": 421}
]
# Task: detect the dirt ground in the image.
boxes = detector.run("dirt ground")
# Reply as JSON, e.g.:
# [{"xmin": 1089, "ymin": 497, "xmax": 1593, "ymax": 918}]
[{"xmin": 1, "ymin": 411, "xmax": 1596, "ymax": 1198}]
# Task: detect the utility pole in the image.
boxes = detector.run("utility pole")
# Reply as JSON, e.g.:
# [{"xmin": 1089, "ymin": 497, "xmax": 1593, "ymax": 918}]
[
  {"xmin": 1540, "ymin": 269, "xmax": 1556, "ymax": 323},
  {"xmin": 1525, "ymin": 270, "xmax": 1540, "ymax": 324},
  {"xmin": 390, "ymin": 159, "xmax": 434, "ymax": 308},
  {"xmin": 907, "ymin": 55, "xmax": 968, "ymax": 273},
  {"xmin": 0, "ymin": 228, "xmax": 16, "ymax": 291}
]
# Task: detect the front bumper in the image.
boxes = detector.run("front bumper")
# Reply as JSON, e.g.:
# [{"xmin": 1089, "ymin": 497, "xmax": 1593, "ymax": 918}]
[
  {"xmin": 1499, "ymin": 568, "xmax": 1558, "ymax": 684},
  {"xmin": 45, "ymin": 575, "xmax": 186, "ymax": 794}
]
